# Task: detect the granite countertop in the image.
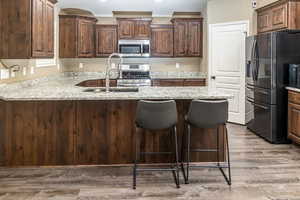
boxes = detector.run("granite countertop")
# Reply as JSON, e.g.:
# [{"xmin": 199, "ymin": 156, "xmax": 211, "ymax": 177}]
[
  {"xmin": 286, "ymin": 87, "xmax": 300, "ymax": 93},
  {"xmin": 0, "ymin": 74, "xmax": 230, "ymax": 101}
]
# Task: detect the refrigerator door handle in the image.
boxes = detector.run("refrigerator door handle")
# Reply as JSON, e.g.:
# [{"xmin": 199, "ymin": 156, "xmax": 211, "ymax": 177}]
[{"xmin": 252, "ymin": 39, "xmax": 258, "ymax": 81}]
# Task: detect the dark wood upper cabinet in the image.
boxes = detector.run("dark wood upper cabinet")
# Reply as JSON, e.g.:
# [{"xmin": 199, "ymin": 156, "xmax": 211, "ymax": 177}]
[
  {"xmin": 59, "ymin": 15, "xmax": 97, "ymax": 58},
  {"xmin": 117, "ymin": 18, "xmax": 151, "ymax": 39},
  {"xmin": 257, "ymin": 0, "xmax": 300, "ymax": 33},
  {"xmin": 151, "ymin": 25, "xmax": 174, "ymax": 57},
  {"xmin": 0, "ymin": 0, "xmax": 57, "ymax": 59},
  {"xmin": 172, "ymin": 18, "xmax": 203, "ymax": 57},
  {"xmin": 95, "ymin": 25, "xmax": 118, "ymax": 57}
]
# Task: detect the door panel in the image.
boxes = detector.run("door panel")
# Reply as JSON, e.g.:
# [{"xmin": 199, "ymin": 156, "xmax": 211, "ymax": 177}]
[
  {"xmin": 45, "ymin": 1, "xmax": 54, "ymax": 57},
  {"xmin": 271, "ymin": 4, "xmax": 288, "ymax": 30},
  {"xmin": 118, "ymin": 20, "xmax": 135, "ymax": 39},
  {"xmin": 135, "ymin": 21, "xmax": 151, "ymax": 39},
  {"xmin": 151, "ymin": 25, "xmax": 174, "ymax": 57},
  {"xmin": 188, "ymin": 21, "xmax": 202, "ymax": 57},
  {"xmin": 77, "ymin": 19, "xmax": 95, "ymax": 58},
  {"xmin": 95, "ymin": 25, "xmax": 117, "ymax": 57},
  {"xmin": 257, "ymin": 10, "xmax": 272, "ymax": 33},
  {"xmin": 210, "ymin": 22, "xmax": 248, "ymax": 124},
  {"xmin": 174, "ymin": 22, "xmax": 187, "ymax": 57},
  {"xmin": 32, "ymin": 0, "xmax": 46, "ymax": 57}
]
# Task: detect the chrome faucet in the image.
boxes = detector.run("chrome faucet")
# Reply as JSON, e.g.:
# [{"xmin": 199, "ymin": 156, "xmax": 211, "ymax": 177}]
[{"xmin": 105, "ymin": 53, "xmax": 123, "ymax": 92}]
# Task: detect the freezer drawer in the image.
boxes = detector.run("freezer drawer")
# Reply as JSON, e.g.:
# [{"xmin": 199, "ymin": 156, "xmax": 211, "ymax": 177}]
[
  {"xmin": 246, "ymin": 84, "xmax": 274, "ymax": 104},
  {"xmin": 246, "ymin": 98, "xmax": 277, "ymax": 143}
]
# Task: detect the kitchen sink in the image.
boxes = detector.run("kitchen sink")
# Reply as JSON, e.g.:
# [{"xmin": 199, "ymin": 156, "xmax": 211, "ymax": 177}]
[{"xmin": 83, "ymin": 87, "xmax": 139, "ymax": 93}]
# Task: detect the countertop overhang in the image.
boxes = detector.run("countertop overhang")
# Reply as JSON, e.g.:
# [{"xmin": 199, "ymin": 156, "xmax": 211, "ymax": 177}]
[{"xmin": 0, "ymin": 75, "xmax": 231, "ymax": 101}]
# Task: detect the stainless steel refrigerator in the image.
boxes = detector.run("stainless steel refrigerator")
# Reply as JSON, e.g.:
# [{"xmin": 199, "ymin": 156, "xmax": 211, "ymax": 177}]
[{"xmin": 246, "ymin": 31, "xmax": 300, "ymax": 144}]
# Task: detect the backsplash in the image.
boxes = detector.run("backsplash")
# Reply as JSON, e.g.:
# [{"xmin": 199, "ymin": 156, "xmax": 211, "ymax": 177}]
[{"xmin": 60, "ymin": 57, "xmax": 205, "ymax": 73}]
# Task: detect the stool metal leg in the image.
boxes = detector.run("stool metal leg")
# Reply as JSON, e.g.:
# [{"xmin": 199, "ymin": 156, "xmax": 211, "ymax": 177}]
[
  {"xmin": 180, "ymin": 123, "xmax": 188, "ymax": 183},
  {"xmin": 185, "ymin": 124, "xmax": 191, "ymax": 184},
  {"xmin": 218, "ymin": 125, "xmax": 232, "ymax": 185},
  {"xmin": 133, "ymin": 127, "xmax": 139, "ymax": 189},
  {"xmin": 173, "ymin": 126, "xmax": 180, "ymax": 188}
]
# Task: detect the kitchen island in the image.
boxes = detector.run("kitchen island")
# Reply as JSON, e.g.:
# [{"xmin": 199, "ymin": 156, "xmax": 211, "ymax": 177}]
[{"xmin": 0, "ymin": 75, "xmax": 232, "ymax": 166}]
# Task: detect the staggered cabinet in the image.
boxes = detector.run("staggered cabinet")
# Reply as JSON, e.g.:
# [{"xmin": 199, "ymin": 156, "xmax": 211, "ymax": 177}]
[
  {"xmin": 117, "ymin": 18, "xmax": 152, "ymax": 39},
  {"xmin": 0, "ymin": 0, "xmax": 57, "ymax": 58},
  {"xmin": 95, "ymin": 25, "xmax": 118, "ymax": 57},
  {"xmin": 257, "ymin": 0, "xmax": 300, "ymax": 33},
  {"xmin": 288, "ymin": 90, "xmax": 300, "ymax": 145},
  {"xmin": 172, "ymin": 18, "xmax": 203, "ymax": 57},
  {"xmin": 59, "ymin": 15, "xmax": 97, "ymax": 58},
  {"xmin": 151, "ymin": 25, "xmax": 174, "ymax": 57},
  {"xmin": 59, "ymin": 16, "xmax": 203, "ymax": 58}
]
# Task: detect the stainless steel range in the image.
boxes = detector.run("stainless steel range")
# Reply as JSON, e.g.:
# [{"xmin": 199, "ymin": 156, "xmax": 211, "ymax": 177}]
[{"xmin": 117, "ymin": 64, "xmax": 151, "ymax": 87}]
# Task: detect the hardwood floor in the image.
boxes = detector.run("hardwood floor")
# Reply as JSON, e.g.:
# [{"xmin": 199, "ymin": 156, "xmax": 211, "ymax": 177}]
[{"xmin": 0, "ymin": 124, "xmax": 299, "ymax": 200}]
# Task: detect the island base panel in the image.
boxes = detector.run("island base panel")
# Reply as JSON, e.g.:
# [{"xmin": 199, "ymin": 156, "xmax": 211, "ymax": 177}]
[{"xmin": 0, "ymin": 100, "xmax": 226, "ymax": 166}]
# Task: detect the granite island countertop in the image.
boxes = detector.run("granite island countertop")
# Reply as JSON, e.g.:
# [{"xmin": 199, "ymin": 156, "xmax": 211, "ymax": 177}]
[{"xmin": 0, "ymin": 74, "xmax": 230, "ymax": 101}]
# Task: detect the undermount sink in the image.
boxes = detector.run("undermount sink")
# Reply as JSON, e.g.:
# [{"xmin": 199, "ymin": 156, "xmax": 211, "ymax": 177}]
[{"xmin": 83, "ymin": 87, "xmax": 139, "ymax": 93}]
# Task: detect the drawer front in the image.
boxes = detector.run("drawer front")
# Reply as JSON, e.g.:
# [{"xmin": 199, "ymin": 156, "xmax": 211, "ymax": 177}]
[
  {"xmin": 288, "ymin": 102, "xmax": 300, "ymax": 141},
  {"xmin": 183, "ymin": 79, "xmax": 206, "ymax": 86},
  {"xmin": 288, "ymin": 91, "xmax": 300, "ymax": 105},
  {"xmin": 271, "ymin": 3, "xmax": 288, "ymax": 30}
]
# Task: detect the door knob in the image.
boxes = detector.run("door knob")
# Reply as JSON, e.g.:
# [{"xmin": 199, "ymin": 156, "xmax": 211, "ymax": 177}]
[{"xmin": 211, "ymin": 76, "xmax": 216, "ymax": 80}]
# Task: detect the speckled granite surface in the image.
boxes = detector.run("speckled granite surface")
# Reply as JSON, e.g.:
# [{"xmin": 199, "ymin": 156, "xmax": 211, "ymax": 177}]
[{"xmin": 0, "ymin": 73, "xmax": 229, "ymax": 101}]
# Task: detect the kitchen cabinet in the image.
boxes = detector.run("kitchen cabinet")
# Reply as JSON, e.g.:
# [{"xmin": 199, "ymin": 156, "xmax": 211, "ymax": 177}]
[
  {"xmin": 0, "ymin": 0, "xmax": 57, "ymax": 58},
  {"xmin": 95, "ymin": 25, "xmax": 118, "ymax": 57},
  {"xmin": 152, "ymin": 79, "xmax": 206, "ymax": 87},
  {"xmin": 172, "ymin": 18, "xmax": 203, "ymax": 57},
  {"xmin": 257, "ymin": 0, "xmax": 300, "ymax": 33},
  {"xmin": 151, "ymin": 25, "xmax": 174, "ymax": 57},
  {"xmin": 288, "ymin": 90, "xmax": 300, "ymax": 144},
  {"xmin": 117, "ymin": 18, "xmax": 152, "ymax": 39},
  {"xmin": 59, "ymin": 15, "xmax": 97, "ymax": 58}
]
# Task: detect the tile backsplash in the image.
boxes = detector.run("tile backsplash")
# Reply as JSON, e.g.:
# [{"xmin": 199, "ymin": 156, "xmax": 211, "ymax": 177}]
[{"xmin": 60, "ymin": 57, "xmax": 205, "ymax": 73}]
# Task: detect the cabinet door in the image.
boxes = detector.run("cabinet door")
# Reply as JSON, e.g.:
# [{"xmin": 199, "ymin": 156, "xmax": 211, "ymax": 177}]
[
  {"xmin": 96, "ymin": 25, "xmax": 117, "ymax": 57},
  {"xmin": 118, "ymin": 19, "xmax": 135, "ymax": 39},
  {"xmin": 77, "ymin": 19, "xmax": 95, "ymax": 58},
  {"xmin": 45, "ymin": 0, "xmax": 55, "ymax": 57},
  {"xmin": 135, "ymin": 21, "xmax": 151, "ymax": 39},
  {"xmin": 174, "ymin": 21, "xmax": 188, "ymax": 57},
  {"xmin": 152, "ymin": 79, "xmax": 184, "ymax": 87},
  {"xmin": 151, "ymin": 25, "xmax": 174, "ymax": 57},
  {"xmin": 32, "ymin": 0, "xmax": 46, "ymax": 57},
  {"xmin": 257, "ymin": 10, "xmax": 272, "ymax": 33},
  {"xmin": 188, "ymin": 21, "xmax": 203, "ymax": 57},
  {"xmin": 271, "ymin": 3, "xmax": 288, "ymax": 30},
  {"xmin": 183, "ymin": 79, "xmax": 206, "ymax": 86},
  {"xmin": 288, "ymin": 102, "xmax": 300, "ymax": 143}
]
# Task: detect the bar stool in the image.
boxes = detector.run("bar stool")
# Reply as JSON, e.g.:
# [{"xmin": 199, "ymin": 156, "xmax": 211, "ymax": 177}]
[
  {"xmin": 133, "ymin": 100, "xmax": 180, "ymax": 189},
  {"xmin": 181, "ymin": 99, "xmax": 231, "ymax": 185}
]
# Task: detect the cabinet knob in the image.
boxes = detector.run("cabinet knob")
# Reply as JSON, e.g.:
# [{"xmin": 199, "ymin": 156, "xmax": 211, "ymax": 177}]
[{"xmin": 211, "ymin": 76, "xmax": 216, "ymax": 80}]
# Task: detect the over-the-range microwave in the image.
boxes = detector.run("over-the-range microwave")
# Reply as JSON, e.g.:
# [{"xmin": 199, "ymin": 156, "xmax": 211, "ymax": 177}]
[{"xmin": 118, "ymin": 40, "xmax": 150, "ymax": 57}]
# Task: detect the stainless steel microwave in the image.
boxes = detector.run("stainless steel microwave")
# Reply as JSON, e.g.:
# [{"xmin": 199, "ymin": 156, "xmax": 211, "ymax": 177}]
[{"xmin": 118, "ymin": 40, "xmax": 150, "ymax": 57}]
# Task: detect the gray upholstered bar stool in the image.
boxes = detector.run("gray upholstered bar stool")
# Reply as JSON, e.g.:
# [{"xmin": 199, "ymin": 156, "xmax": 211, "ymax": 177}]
[
  {"xmin": 133, "ymin": 100, "xmax": 180, "ymax": 189},
  {"xmin": 181, "ymin": 99, "xmax": 231, "ymax": 185}
]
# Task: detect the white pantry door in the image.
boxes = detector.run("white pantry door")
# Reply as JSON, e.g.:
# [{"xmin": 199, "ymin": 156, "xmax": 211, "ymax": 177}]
[{"xmin": 209, "ymin": 21, "xmax": 249, "ymax": 125}]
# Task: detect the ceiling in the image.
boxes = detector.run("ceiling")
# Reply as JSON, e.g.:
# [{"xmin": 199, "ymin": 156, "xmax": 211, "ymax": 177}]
[{"xmin": 57, "ymin": 0, "xmax": 206, "ymax": 17}]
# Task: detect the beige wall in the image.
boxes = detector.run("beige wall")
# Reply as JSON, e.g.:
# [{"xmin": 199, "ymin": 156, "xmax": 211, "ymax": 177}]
[{"xmin": 0, "ymin": 8, "xmax": 60, "ymax": 84}]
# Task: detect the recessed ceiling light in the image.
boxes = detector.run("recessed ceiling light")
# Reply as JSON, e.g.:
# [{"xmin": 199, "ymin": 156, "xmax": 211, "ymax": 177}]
[
  {"xmin": 100, "ymin": 0, "xmax": 107, "ymax": 2},
  {"xmin": 154, "ymin": 0, "xmax": 163, "ymax": 2}
]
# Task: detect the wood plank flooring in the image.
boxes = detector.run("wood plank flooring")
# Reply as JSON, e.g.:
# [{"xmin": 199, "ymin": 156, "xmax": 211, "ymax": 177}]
[{"xmin": 0, "ymin": 124, "xmax": 299, "ymax": 200}]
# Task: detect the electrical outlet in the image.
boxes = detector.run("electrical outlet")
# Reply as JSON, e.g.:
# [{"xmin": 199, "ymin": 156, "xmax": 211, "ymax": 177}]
[
  {"xmin": 23, "ymin": 67, "xmax": 27, "ymax": 76},
  {"xmin": 30, "ymin": 67, "xmax": 35, "ymax": 74},
  {"xmin": 79, "ymin": 63, "xmax": 84, "ymax": 69},
  {"xmin": 57, "ymin": 63, "xmax": 60, "ymax": 70},
  {"xmin": 0, "ymin": 69, "xmax": 10, "ymax": 80},
  {"xmin": 176, "ymin": 63, "xmax": 180, "ymax": 69},
  {"xmin": 252, "ymin": 0, "xmax": 257, "ymax": 8}
]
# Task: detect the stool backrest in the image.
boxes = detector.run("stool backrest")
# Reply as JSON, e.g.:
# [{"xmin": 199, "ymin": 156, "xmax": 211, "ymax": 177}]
[
  {"xmin": 187, "ymin": 99, "xmax": 228, "ymax": 128},
  {"xmin": 136, "ymin": 100, "xmax": 178, "ymax": 130}
]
